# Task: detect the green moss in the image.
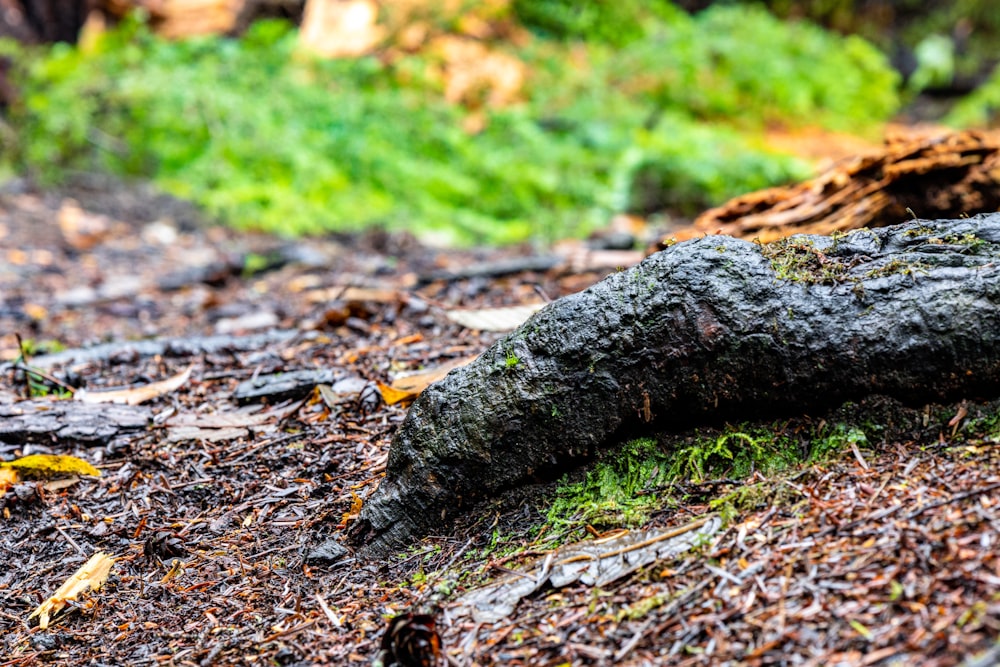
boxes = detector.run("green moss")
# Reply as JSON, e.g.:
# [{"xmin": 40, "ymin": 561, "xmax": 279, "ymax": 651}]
[
  {"xmin": 759, "ymin": 238, "xmax": 849, "ymax": 285},
  {"xmin": 862, "ymin": 258, "xmax": 929, "ymax": 281},
  {"xmin": 546, "ymin": 419, "xmax": 876, "ymax": 532},
  {"xmin": 932, "ymin": 232, "xmax": 992, "ymax": 254},
  {"xmin": 667, "ymin": 427, "xmax": 800, "ymax": 482},
  {"xmin": 761, "ymin": 233, "xmax": 950, "ymax": 287},
  {"xmin": 808, "ymin": 423, "xmax": 868, "ymax": 461},
  {"xmin": 546, "ymin": 438, "xmax": 675, "ymax": 529}
]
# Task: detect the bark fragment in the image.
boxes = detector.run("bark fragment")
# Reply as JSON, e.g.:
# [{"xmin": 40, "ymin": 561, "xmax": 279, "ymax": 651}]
[{"xmin": 0, "ymin": 400, "xmax": 150, "ymax": 446}]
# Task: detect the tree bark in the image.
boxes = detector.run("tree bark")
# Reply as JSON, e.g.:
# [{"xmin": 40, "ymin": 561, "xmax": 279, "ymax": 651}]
[
  {"xmin": 16, "ymin": 0, "xmax": 89, "ymax": 43},
  {"xmin": 349, "ymin": 215, "xmax": 1000, "ymax": 558}
]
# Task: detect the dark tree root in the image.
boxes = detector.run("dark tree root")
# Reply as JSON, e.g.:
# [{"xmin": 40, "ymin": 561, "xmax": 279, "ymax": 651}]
[{"xmin": 349, "ymin": 215, "xmax": 1000, "ymax": 558}]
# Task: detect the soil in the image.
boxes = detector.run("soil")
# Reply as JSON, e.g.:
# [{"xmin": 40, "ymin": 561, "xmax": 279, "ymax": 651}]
[{"xmin": 0, "ymin": 180, "xmax": 998, "ymax": 666}]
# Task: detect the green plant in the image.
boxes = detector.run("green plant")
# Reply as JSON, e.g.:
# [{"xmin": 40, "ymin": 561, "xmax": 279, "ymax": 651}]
[
  {"xmin": 667, "ymin": 428, "xmax": 801, "ymax": 482},
  {"xmin": 946, "ymin": 63, "xmax": 1000, "ymax": 127},
  {"xmin": 512, "ymin": 0, "xmax": 684, "ymax": 46},
  {"xmin": 7, "ymin": 20, "xmax": 611, "ymax": 244},
  {"xmin": 583, "ymin": 4, "xmax": 900, "ymax": 131},
  {"xmin": 809, "ymin": 423, "xmax": 868, "ymax": 461},
  {"xmin": 547, "ymin": 438, "xmax": 675, "ymax": 529},
  {"xmin": 545, "ymin": 419, "xmax": 854, "ymax": 531}
]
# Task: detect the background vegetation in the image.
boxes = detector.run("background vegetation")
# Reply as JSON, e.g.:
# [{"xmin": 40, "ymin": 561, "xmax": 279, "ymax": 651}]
[{"xmin": 0, "ymin": 0, "xmax": 992, "ymax": 245}]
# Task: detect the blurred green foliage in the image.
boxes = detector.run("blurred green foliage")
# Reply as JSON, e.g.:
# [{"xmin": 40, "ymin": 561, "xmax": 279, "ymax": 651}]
[
  {"xmin": 761, "ymin": 0, "xmax": 1000, "ymax": 100},
  {"xmin": 945, "ymin": 67, "xmax": 1000, "ymax": 127},
  {"xmin": 1, "ymin": 4, "xmax": 902, "ymax": 244},
  {"xmin": 529, "ymin": 4, "xmax": 899, "ymax": 130},
  {"xmin": 512, "ymin": 0, "xmax": 684, "ymax": 46}
]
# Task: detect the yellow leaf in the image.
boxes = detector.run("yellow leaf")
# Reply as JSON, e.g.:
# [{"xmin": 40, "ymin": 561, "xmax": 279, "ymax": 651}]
[
  {"xmin": 390, "ymin": 355, "xmax": 476, "ymax": 394},
  {"xmin": 30, "ymin": 552, "xmax": 115, "ymax": 629},
  {"xmin": 376, "ymin": 381, "xmax": 419, "ymax": 407},
  {"xmin": 159, "ymin": 558, "xmax": 184, "ymax": 584},
  {"xmin": 340, "ymin": 491, "xmax": 363, "ymax": 527},
  {"xmin": 0, "ymin": 467, "xmax": 18, "ymax": 493},
  {"xmin": 1, "ymin": 454, "xmax": 100, "ymax": 479},
  {"xmin": 378, "ymin": 355, "xmax": 477, "ymax": 407}
]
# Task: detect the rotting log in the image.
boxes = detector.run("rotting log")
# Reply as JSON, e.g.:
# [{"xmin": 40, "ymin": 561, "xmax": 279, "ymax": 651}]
[
  {"xmin": 680, "ymin": 128, "xmax": 1000, "ymax": 243},
  {"xmin": 349, "ymin": 215, "xmax": 1000, "ymax": 558}
]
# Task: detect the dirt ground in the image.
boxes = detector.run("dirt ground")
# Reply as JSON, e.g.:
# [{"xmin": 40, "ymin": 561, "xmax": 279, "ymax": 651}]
[{"xmin": 0, "ymin": 181, "xmax": 998, "ymax": 666}]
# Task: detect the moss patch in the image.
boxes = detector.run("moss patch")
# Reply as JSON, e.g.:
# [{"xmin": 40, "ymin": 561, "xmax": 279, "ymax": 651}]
[
  {"xmin": 545, "ymin": 418, "xmax": 877, "ymax": 532},
  {"xmin": 759, "ymin": 237, "xmax": 851, "ymax": 285}
]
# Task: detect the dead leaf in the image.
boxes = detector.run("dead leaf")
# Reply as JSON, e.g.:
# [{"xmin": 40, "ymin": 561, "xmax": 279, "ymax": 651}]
[
  {"xmin": 58, "ymin": 200, "xmax": 113, "ymax": 251},
  {"xmin": 30, "ymin": 552, "xmax": 115, "ymax": 630},
  {"xmin": 304, "ymin": 285, "xmax": 402, "ymax": 304},
  {"xmin": 76, "ymin": 365, "xmax": 192, "ymax": 406},
  {"xmin": 377, "ymin": 355, "xmax": 477, "ymax": 406},
  {"xmin": 165, "ymin": 409, "xmax": 273, "ymax": 429},
  {"xmin": 159, "ymin": 558, "xmax": 184, "ymax": 584},
  {"xmin": 445, "ymin": 305, "xmax": 545, "ymax": 332},
  {"xmin": 165, "ymin": 426, "xmax": 253, "ymax": 444},
  {"xmin": 0, "ymin": 467, "xmax": 17, "ymax": 494},
  {"xmin": 390, "ymin": 355, "xmax": 476, "ymax": 393},
  {"xmin": 340, "ymin": 491, "xmax": 363, "ymax": 527},
  {"xmin": 429, "ymin": 35, "xmax": 526, "ymax": 109},
  {"xmin": 1, "ymin": 454, "xmax": 100, "ymax": 479},
  {"xmin": 376, "ymin": 381, "xmax": 418, "ymax": 407},
  {"xmin": 454, "ymin": 515, "xmax": 722, "ymax": 623}
]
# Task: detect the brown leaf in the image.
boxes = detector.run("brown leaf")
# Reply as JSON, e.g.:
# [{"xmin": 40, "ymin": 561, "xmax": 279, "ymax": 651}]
[
  {"xmin": 76, "ymin": 365, "xmax": 192, "ymax": 406},
  {"xmin": 389, "ymin": 355, "xmax": 477, "ymax": 394},
  {"xmin": 376, "ymin": 381, "xmax": 419, "ymax": 407}
]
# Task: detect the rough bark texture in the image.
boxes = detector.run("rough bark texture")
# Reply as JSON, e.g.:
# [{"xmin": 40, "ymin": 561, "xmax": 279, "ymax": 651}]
[
  {"xmin": 349, "ymin": 215, "xmax": 1000, "ymax": 558},
  {"xmin": 0, "ymin": 400, "xmax": 151, "ymax": 446}
]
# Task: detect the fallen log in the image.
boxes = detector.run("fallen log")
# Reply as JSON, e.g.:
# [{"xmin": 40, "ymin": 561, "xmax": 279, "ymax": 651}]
[{"xmin": 349, "ymin": 215, "xmax": 1000, "ymax": 557}]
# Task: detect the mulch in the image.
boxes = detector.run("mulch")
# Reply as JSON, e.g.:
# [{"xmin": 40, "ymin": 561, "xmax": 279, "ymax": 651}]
[{"xmin": 0, "ymin": 183, "xmax": 997, "ymax": 666}]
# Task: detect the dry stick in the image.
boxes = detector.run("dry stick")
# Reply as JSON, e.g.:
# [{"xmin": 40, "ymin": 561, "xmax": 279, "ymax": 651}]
[
  {"xmin": 54, "ymin": 525, "xmax": 87, "ymax": 557},
  {"xmin": 613, "ymin": 618, "xmax": 654, "ymax": 663},
  {"xmin": 905, "ymin": 481, "xmax": 1000, "ymax": 521},
  {"xmin": 262, "ymin": 618, "xmax": 318, "ymax": 643},
  {"xmin": 557, "ymin": 515, "xmax": 715, "ymax": 566},
  {"xmin": 13, "ymin": 334, "xmax": 77, "ymax": 396},
  {"xmin": 315, "ymin": 592, "xmax": 342, "ymax": 629}
]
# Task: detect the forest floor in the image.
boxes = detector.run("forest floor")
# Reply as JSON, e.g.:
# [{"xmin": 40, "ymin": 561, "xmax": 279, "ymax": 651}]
[{"xmin": 0, "ymin": 179, "xmax": 998, "ymax": 666}]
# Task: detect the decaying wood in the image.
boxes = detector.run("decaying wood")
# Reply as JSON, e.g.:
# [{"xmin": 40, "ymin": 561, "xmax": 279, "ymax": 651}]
[
  {"xmin": 0, "ymin": 400, "xmax": 150, "ymax": 446},
  {"xmin": 417, "ymin": 255, "xmax": 562, "ymax": 284},
  {"xmin": 685, "ymin": 128, "xmax": 1000, "ymax": 243},
  {"xmin": 349, "ymin": 215, "xmax": 1000, "ymax": 557},
  {"xmin": 6, "ymin": 329, "xmax": 306, "ymax": 370}
]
